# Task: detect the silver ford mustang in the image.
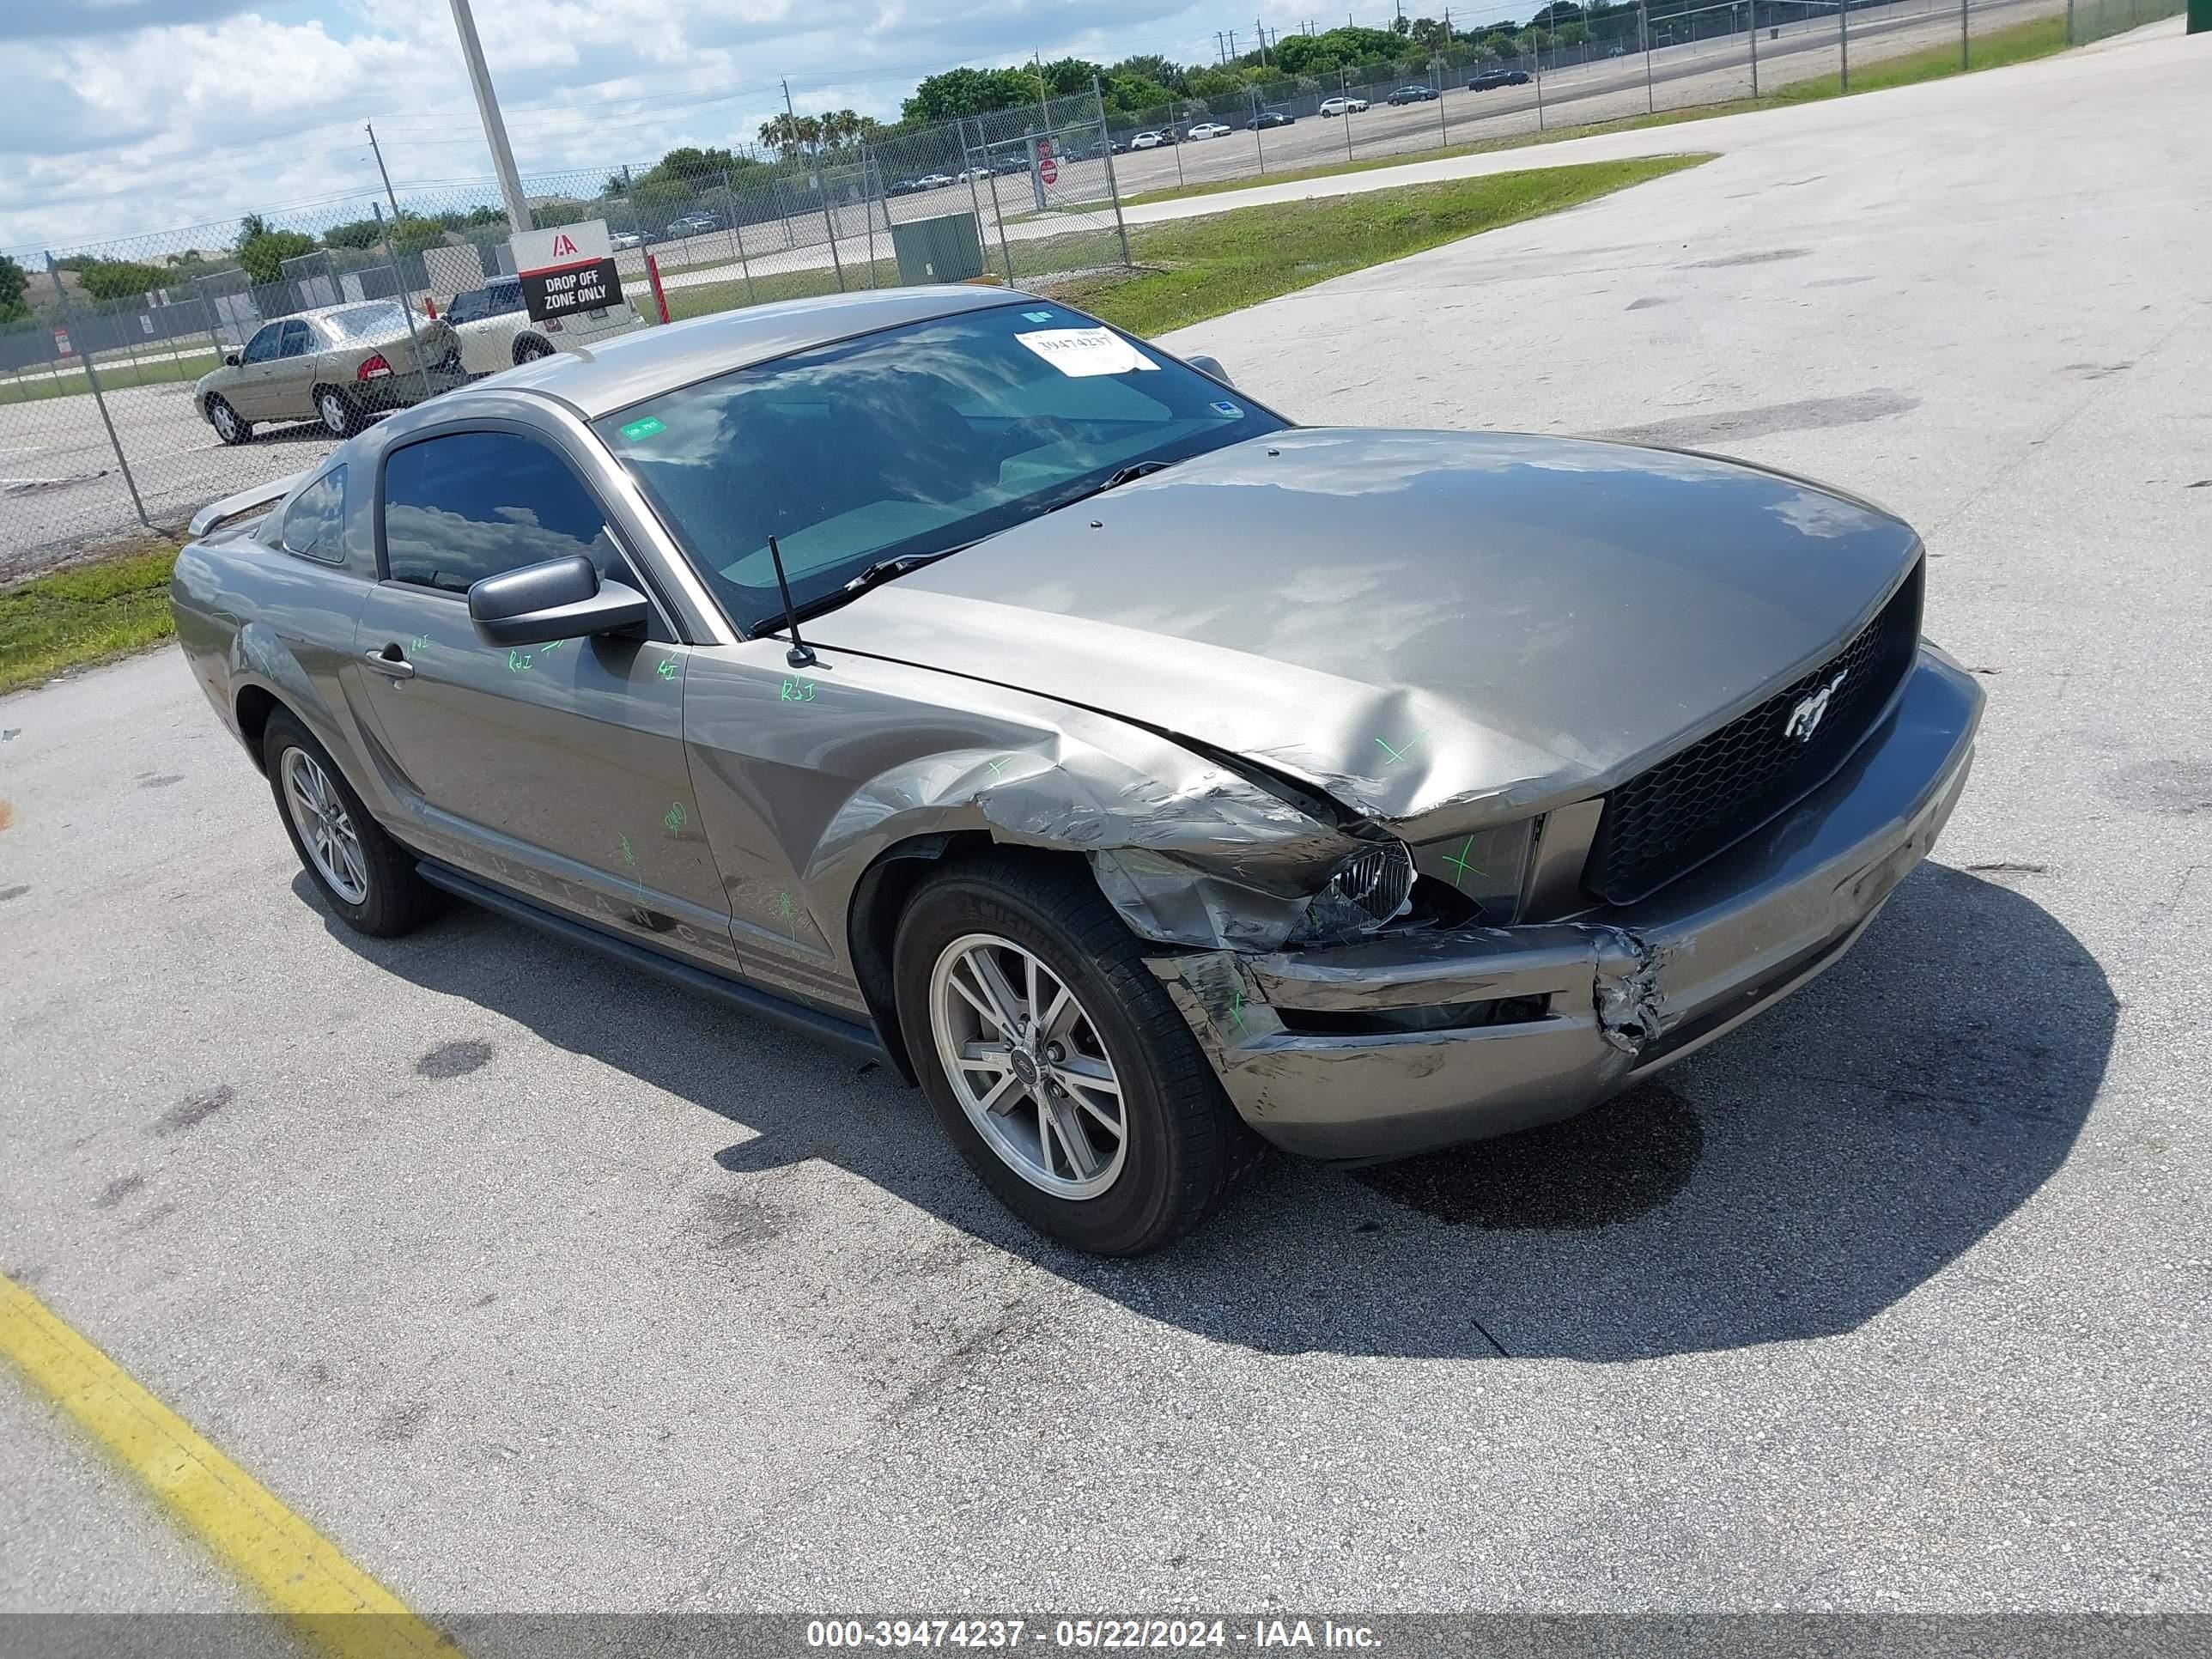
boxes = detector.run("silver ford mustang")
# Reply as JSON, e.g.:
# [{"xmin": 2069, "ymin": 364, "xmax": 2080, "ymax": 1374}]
[{"xmin": 172, "ymin": 287, "xmax": 1983, "ymax": 1255}]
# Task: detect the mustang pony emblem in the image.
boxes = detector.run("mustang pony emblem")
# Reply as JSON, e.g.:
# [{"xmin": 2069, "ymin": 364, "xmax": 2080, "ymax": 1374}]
[{"xmin": 1784, "ymin": 669, "xmax": 1849, "ymax": 742}]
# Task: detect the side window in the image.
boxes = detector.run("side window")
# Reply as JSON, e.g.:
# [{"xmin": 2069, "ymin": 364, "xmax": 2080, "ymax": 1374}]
[
  {"xmin": 447, "ymin": 292, "xmax": 483, "ymax": 324},
  {"xmin": 489, "ymin": 283, "xmax": 524, "ymax": 316},
  {"xmin": 281, "ymin": 467, "xmax": 348, "ymax": 562},
  {"xmin": 381, "ymin": 430, "xmax": 621, "ymax": 596},
  {"xmin": 278, "ymin": 320, "xmax": 312, "ymax": 358},
  {"xmin": 240, "ymin": 325, "xmax": 282, "ymax": 364}
]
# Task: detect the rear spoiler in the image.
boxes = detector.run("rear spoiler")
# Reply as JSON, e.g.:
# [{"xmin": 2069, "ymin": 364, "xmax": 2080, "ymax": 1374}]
[{"xmin": 187, "ymin": 471, "xmax": 306, "ymax": 540}]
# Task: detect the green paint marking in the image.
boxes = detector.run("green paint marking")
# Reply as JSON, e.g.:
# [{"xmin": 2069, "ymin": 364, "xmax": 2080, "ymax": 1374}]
[
  {"xmin": 619, "ymin": 416, "xmax": 666, "ymax": 441},
  {"xmin": 663, "ymin": 801, "xmax": 688, "ymax": 832},
  {"xmin": 1229, "ymin": 989, "xmax": 1247, "ymax": 1033},
  {"xmin": 1441, "ymin": 835, "xmax": 1487, "ymax": 889},
  {"xmin": 655, "ymin": 658, "xmax": 678, "ymax": 681},
  {"xmin": 779, "ymin": 677, "xmax": 816, "ymax": 702},
  {"xmin": 618, "ymin": 833, "xmax": 636, "ymax": 868},
  {"xmin": 538, "ymin": 638, "xmax": 564, "ymax": 657},
  {"xmin": 984, "ymin": 757, "xmax": 1010, "ymax": 779},
  {"xmin": 507, "ymin": 648, "xmax": 534, "ymax": 673},
  {"xmin": 1374, "ymin": 729, "xmax": 1429, "ymax": 766},
  {"xmin": 410, "ymin": 633, "xmax": 430, "ymax": 653}
]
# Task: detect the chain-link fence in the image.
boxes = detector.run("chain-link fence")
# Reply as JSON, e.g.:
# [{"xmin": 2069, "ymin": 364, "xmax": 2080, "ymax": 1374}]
[{"xmin": 0, "ymin": 0, "xmax": 2164, "ymax": 575}]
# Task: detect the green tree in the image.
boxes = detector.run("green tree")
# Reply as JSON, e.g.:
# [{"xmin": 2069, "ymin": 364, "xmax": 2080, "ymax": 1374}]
[
  {"xmin": 237, "ymin": 213, "xmax": 271, "ymax": 242},
  {"xmin": 76, "ymin": 259, "xmax": 169, "ymax": 302},
  {"xmin": 0, "ymin": 253, "xmax": 28, "ymax": 323},
  {"xmin": 899, "ymin": 64, "xmax": 1044, "ymax": 123},
  {"xmin": 322, "ymin": 217, "xmax": 385, "ymax": 251},
  {"xmin": 1109, "ymin": 53, "xmax": 1185, "ymax": 92},
  {"xmin": 237, "ymin": 228, "xmax": 316, "ymax": 285}
]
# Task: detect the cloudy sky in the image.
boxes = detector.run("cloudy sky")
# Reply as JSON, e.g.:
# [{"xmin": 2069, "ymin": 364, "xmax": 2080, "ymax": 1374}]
[{"xmin": 3, "ymin": 0, "xmax": 1498, "ymax": 259}]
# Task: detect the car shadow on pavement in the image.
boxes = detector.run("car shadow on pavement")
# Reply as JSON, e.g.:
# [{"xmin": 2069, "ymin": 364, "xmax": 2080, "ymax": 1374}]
[{"xmin": 312, "ymin": 861, "xmax": 2111, "ymax": 1363}]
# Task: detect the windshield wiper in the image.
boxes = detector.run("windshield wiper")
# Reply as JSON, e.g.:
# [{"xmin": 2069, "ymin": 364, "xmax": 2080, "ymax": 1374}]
[
  {"xmin": 757, "ymin": 544, "xmax": 972, "ymax": 632},
  {"xmin": 1053, "ymin": 457, "xmax": 1180, "ymax": 511}
]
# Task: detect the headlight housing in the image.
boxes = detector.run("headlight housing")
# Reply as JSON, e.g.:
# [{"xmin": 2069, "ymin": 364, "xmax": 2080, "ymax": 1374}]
[{"xmin": 1296, "ymin": 839, "xmax": 1415, "ymax": 943}]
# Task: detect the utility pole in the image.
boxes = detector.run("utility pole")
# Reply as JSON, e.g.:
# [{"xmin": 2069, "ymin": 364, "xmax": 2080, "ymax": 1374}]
[
  {"xmin": 1230, "ymin": 27, "xmax": 1240, "ymax": 58},
  {"xmin": 786, "ymin": 77, "xmax": 843, "ymax": 289},
  {"xmin": 443, "ymin": 0, "xmax": 531, "ymax": 233},
  {"xmin": 1034, "ymin": 50, "xmax": 1051, "ymax": 121},
  {"xmin": 1257, "ymin": 17, "xmax": 1270, "ymax": 64}
]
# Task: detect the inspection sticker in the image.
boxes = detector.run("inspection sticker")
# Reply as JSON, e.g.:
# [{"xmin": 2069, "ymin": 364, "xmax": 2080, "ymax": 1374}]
[
  {"xmin": 1210, "ymin": 399, "xmax": 1243, "ymax": 417},
  {"xmin": 619, "ymin": 416, "xmax": 666, "ymax": 441},
  {"xmin": 1014, "ymin": 327, "xmax": 1159, "ymax": 378},
  {"xmin": 1023, "ymin": 309, "xmax": 1054, "ymax": 321}
]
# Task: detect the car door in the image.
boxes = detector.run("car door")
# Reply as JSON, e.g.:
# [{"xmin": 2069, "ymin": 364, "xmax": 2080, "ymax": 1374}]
[
  {"xmin": 349, "ymin": 423, "xmax": 740, "ymax": 971},
  {"xmin": 263, "ymin": 319, "xmax": 318, "ymax": 421},
  {"xmin": 227, "ymin": 323, "xmax": 287, "ymax": 417}
]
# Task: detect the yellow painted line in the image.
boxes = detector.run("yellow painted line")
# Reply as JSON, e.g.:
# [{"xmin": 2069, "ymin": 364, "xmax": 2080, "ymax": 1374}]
[{"xmin": 0, "ymin": 1270, "xmax": 460, "ymax": 1659}]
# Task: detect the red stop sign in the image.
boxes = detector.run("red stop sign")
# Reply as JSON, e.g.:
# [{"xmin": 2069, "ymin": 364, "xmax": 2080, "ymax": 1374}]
[{"xmin": 1038, "ymin": 142, "xmax": 1057, "ymax": 185}]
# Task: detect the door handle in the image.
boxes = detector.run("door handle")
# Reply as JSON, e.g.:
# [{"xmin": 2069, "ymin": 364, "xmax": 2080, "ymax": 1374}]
[{"xmin": 363, "ymin": 646, "xmax": 415, "ymax": 680}]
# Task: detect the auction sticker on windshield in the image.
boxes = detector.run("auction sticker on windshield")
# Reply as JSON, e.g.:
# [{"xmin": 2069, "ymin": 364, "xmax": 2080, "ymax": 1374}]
[{"xmin": 1016, "ymin": 328, "xmax": 1159, "ymax": 378}]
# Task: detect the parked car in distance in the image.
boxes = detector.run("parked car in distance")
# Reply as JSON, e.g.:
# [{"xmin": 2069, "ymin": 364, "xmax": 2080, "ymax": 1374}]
[
  {"xmin": 664, "ymin": 212, "xmax": 720, "ymax": 237},
  {"xmin": 1247, "ymin": 109, "xmax": 1295, "ymax": 129},
  {"xmin": 1468, "ymin": 67, "xmax": 1534, "ymax": 88},
  {"xmin": 195, "ymin": 301, "xmax": 465, "ymax": 444},
  {"xmin": 610, "ymin": 231, "xmax": 642, "ymax": 251},
  {"xmin": 914, "ymin": 173, "xmax": 957, "ymax": 189},
  {"xmin": 444, "ymin": 276, "xmax": 643, "ymax": 376},
  {"xmin": 1318, "ymin": 94, "xmax": 1370, "ymax": 116},
  {"xmin": 173, "ymin": 287, "xmax": 1981, "ymax": 1256},
  {"xmin": 1186, "ymin": 121, "xmax": 1234, "ymax": 140},
  {"xmin": 1130, "ymin": 130, "xmax": 1171, "ymax": 149},
  {"xmin": 1387, "ymin": 84, "xmax": 1440, "ymax": 104}
]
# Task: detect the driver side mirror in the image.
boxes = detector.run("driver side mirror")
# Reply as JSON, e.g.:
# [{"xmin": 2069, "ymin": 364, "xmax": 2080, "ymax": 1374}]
[
  {"xmin": 224, "ymin": 352, "xmax": 240, "ymax": 367},
  {"xmin": 467, "ymin": 554, "xmax": 648, "ymax": 647},
  {"xmin": 1185, "ymin": 352, "xmax": 1232, "ymax": 386}
]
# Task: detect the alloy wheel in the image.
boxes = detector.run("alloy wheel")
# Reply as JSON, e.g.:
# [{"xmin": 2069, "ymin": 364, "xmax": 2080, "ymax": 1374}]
[
  {"xmin": 282, "ymin": 747, "xmax": 369, "ymax": 905},
  {"xmin": 928, "ymin": 932, "xmax": 1128, "ymax": 1200},
  {"xmin": 319, "ymin": 392, "xmax": 349, "ymax": 435},
  {"xmin": 210, "ymin": 401, "xmax": 238, "ymax": 441}
]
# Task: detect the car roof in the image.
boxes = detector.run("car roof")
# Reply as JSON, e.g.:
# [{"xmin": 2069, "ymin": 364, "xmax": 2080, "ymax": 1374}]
[{"xmin": 468, "ymin": 284, "xmax": 1028, "ymax": 418}]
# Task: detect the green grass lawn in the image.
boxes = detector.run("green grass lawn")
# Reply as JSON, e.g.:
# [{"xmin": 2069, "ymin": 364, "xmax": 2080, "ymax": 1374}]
[
  {"xmin": 1066, "ymin": 153, "xmax": 1708, "ymax": 337},
  {"xmin": 0, "ymin": 542, "xmax": 179, "ymax": 696},
  {"xmin": 1111, "ymin": 14, "xmax": 2069, "ymax": 211},
  {"xmin": 0, "ymin": 350, "xmax": 218, "ymax": 408}
]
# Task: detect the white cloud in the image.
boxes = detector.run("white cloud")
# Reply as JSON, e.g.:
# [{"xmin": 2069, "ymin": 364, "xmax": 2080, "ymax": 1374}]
[{"xmin": 2, "ymin": 0, "xmax": 1341, "ymax": 254}]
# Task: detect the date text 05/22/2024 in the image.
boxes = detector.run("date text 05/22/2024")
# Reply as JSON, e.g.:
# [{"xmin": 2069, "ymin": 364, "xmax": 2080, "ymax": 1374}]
[{"xmin": 805, "ymin": 1620, "xmax": 1381, "ymax": 1650}]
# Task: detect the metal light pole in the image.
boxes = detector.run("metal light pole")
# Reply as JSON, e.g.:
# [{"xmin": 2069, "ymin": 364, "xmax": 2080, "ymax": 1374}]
[
  {"xmin": 1641, "ymin": 0, "xmax": 1656, "ymax": 111},
  {"xmin": 1747, "ymin": 0, "xmax": 1760, "ymax": 94},
  {"xmin": 1839, "ymin": 0, "xmax": 1851, "ymax": 89},
  {"xmin": 444, "ymin": 0, "xmax": 532, "ymax": 234}
]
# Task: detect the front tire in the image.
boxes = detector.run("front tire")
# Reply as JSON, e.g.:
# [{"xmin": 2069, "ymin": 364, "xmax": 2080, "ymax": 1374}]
[
  {"xmin": 205, "ymin": 394, "xmax": 252, "ymax": 446},
  {"xmin": 894, "ymin": 853, "xmax": 1260, "ymax": 1255},
  {"xmin": 262, "ymin": 709, "xmax": 437, "ymax": 938},
  {"xmin": 513, "ymin": 336, "xmax": 556, "ymax": 364}
]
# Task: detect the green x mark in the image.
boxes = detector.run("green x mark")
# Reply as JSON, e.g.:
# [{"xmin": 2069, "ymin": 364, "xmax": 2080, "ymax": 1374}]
[
  {"xmin": 1228, "ymin": 989, "xmax": 1247, "ymax": 1034},
  {"xmin": 984, "ymin": 757, "xmax": 1010, "ymax": 779},
  {"xmin": 1440, "ymin": 835, "xmax": 1486, "ymax": 890},
  {"xmin": 1374, "ymin": 729, "xmax": 1430, "ymax": 766}
]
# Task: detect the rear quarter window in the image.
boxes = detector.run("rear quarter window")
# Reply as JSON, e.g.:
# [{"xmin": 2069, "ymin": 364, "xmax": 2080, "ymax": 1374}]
[{"xmin": 280, "ymin": 467, "xmax": 348, "ymax": 563}]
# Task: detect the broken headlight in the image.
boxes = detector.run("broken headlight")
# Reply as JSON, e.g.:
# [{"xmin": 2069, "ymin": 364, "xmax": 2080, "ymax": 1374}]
[
  {"xmin": 1408, "ymin": 818, "xmax": 1536, "ymax": 923},
  {"xmin": 1294, "ymin": 839, "xmax": 1415, "ymax": 943}
]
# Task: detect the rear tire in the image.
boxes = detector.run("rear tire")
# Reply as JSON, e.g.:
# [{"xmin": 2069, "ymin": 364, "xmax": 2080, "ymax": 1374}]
[
  {"xmin": 205, "ymin": 394, "xmax": 252, "ymax": 446},
  {"xmin": 513, "ymin": 336, "xmax": 556, "ymax": 364},
  {"xmin": 315, "ymin": 386, "xmax": 361, "ymax": 438},
  {"xmin": 893, "ymin": 852, "xmax": 1260, "ymax": 1255},
  {"xmin": 262, "ymin": 709, "xmax": 438, "ymax": 938}
]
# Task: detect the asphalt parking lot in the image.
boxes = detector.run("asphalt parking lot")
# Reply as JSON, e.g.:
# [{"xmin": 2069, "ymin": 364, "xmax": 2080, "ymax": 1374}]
[{"xmin": 3, "ymin": 21, "xmax": 2209, "ymax": 1627}]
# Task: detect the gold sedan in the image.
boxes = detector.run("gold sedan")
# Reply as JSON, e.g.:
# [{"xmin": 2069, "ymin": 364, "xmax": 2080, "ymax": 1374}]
[{"xmin": 195, "ymin": 301, "xmax": 468, "ymax": 445}]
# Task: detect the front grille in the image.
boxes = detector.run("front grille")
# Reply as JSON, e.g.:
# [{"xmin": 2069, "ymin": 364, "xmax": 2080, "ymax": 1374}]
[{"xmin": 1583, "ymin": 562, "xmax": 1923, "ymax": 907}]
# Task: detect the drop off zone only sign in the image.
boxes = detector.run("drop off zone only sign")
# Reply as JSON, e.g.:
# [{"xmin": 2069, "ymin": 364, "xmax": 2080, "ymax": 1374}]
[{"xmin": 511, "ymin": 221, "xmax": 624, "ymax": 325}]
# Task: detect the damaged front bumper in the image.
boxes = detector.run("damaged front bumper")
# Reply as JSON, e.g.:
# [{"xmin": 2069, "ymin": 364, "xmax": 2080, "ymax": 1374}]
[{"xmin": 1148, "ymin": 648, "xmax": 1984, "ymax": 1161}]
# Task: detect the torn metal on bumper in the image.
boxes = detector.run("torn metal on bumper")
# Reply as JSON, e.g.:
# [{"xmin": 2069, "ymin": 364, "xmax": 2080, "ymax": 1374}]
[{"xmin": 1147, "ymin": 649, "xmax": 1984, "ymax": 1161}]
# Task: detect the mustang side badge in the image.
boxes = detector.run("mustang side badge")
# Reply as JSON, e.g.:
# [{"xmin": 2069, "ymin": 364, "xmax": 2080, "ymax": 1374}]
[{"xmin": 1784, "ymin": 668, "xmax": 1849, "ymax": 742}]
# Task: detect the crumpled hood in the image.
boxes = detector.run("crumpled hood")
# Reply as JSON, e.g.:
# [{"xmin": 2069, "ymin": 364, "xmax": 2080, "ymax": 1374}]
[{"xmin": 810, "ymin": 428, "xmax": 1922, "ymax": 831}]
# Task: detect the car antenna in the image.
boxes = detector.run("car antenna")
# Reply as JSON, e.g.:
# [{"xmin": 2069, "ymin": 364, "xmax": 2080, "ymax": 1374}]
[{"xmin": 766, "ymin": 534, "xmax": 815, "ymax": 668}]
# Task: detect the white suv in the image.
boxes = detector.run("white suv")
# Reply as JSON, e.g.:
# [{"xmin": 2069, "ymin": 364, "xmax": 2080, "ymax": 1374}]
[
  {"xmin": 1319, "ymin": 95, "xmax": 1370, "ymax": 116},
  {"xmin": 441, "ymin": 276, "xmax": 644, "ymax": 375}
]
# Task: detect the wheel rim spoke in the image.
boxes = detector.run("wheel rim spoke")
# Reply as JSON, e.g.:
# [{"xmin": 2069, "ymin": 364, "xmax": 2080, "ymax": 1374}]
[{"xmin": 929, "ymin": 931, "xmax": 1129, "ymax": 1200}]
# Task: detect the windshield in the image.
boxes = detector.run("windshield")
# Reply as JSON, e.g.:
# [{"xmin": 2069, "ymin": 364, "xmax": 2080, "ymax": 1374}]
[
  {"xmin": 322, "ymin": 302, "xmax": 407, "ymax": 340},
  {"xmin": 595, "ymin": 302, "xmax": 1288, "ymax": 632}
]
